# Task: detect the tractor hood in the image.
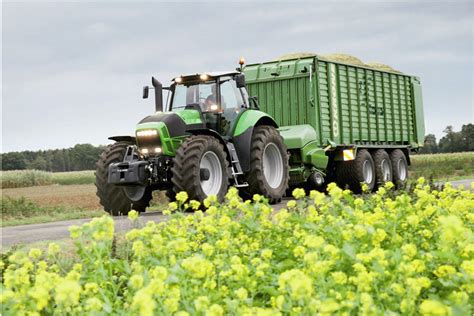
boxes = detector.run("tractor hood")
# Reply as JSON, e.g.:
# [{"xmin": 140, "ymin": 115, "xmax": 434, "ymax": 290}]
[{"xmin": 138, "ymin": 110, "xmax": 203, "ymax": 137}]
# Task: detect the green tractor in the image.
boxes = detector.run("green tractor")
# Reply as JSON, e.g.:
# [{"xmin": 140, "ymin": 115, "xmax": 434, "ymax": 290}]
[{"xmin": 95, "ymin": 65, "xmax": 291, "ymax": 215}]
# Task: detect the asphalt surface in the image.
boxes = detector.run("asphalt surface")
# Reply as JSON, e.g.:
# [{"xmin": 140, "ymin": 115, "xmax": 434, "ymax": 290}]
[{"xmin": 2, "ymin": 179, "xmax": 472, "ymax": 248}]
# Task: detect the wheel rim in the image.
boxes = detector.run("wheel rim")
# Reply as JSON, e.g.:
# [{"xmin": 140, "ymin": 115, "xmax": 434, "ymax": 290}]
[
  {"xmin": 362, "ymin": 159, "xmax": 374, "ymax": 184},
  {"xmin": 381, "ymin": 159, "xmax": 391, "ymax": 182},
  {"xmin": 200, "ymin": 151, "xmax": 222, "ymax": 196},
  {"xmin": 262, "ymin": 143, "xmax": 284, "ymax": 189},
  {"xmin": 397, "ymin": 159, "xmax": 407, "ymax": 181}
]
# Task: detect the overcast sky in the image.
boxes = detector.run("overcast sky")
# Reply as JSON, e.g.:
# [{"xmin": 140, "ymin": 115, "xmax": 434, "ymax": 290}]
[{"xmin": 2, "ymin": 1, "xmax": 473, "ymax": 152}]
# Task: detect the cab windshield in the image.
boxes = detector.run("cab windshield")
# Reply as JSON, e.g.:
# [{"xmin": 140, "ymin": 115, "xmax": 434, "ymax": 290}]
[{"xmin": 170, "ymin": 78, "xmax": 246, "ymax": 113}]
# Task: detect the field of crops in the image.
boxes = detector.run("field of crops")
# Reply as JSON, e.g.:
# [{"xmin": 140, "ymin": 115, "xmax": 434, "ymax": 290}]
[
  {"xmin": 1, "ymin": 180, "xmax": 473, "ymax": 314},
  {"xmin": 410, "ymin": 152, "xmax": 474, "ymax": 180},
  {"xmin": 0, "ymin": 170, "xmax": 95, "ymax": 189}
]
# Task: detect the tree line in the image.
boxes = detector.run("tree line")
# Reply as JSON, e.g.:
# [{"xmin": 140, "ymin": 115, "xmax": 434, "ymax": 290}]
[
  {"xmin": 421, "ymin": 124, "xmax": 473, "ymax": 154},
  {"xmin": 1, "ymin": 123, "xmax": 472, "ymax": 171},
  {"xmin": 1, "ymin": 144, "xmax": 105, "ymax": 172}
]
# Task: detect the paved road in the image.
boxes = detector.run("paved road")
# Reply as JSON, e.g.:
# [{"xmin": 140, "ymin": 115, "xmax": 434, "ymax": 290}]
[{"xmin": 2, "ymin": 179, "xmax": 472, "ymax": 247}]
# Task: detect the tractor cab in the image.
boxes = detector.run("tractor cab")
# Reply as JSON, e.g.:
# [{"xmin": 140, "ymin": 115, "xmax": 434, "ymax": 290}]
[{"xmin": 168, "ymin": 72, "xmax": 249, "ymax": 136}]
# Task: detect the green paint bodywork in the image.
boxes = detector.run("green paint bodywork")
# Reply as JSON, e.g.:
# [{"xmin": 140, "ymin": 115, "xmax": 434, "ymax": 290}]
[
  {"xmin": 279, "ymin": 125, "xmax": 317, "ymax": 149},
  {"xmin": 135, "ymin": 122, "xmax": 185, "ymax": 156},
  {"xmin": 244, "ymin": 56, "xmax": 424, "ymax": 149},
  {"xmin": 174, "ymin": 109, "xmax": 203, "ymax": 125},
  {"xmin": 232, "ymin": 110, "xmax": 276, "ymax": 137},
  {"xmin": 301, "ymin": 141, "xmax": 329, "ymax": 169}
]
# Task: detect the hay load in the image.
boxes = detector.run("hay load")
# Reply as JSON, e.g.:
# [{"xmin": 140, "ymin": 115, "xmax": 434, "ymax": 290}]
[
  {"xmin": 275, "ymin": 52, "xmax": 403, "ymax": 74},
  {"xmin": 366, "ymin": 62, "xmax": 402, "ymax": 74},
  {"xmin": 320, "ymin": 53, "xmax": 366, "ymax": 67},
  {"xmin": 276, "ymin": 52, "xmax": 316, "ymax": 60}
]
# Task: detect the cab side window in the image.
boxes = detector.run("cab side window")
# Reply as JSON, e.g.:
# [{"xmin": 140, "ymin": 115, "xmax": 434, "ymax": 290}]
[{"xmin": 220, "ymin": 80, "xmax": 244, "ymax": 110}]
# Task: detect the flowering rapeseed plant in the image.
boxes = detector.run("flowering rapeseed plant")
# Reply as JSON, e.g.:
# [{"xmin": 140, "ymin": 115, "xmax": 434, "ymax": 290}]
[{"xmin": 1, "ymin": 182, "xmax": 473, "ymax": 315}]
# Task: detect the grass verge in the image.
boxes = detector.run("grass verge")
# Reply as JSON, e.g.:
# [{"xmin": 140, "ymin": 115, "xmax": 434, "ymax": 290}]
[{"xmin": 1, "ymin": 196, "xmax": 105, "ymax": 227}]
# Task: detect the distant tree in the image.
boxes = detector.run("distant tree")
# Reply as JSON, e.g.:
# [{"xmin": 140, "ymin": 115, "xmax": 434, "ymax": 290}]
[
  {"xmin": 27, "ymin": 156, "xmax": 48, "ymax": 170},
  {"xmin": 439, "ymin": 126, "xmax": 461, "ymax": 153},
  {"xmin": 0, "ymin": 152, "xmax": 27, "ymax": 170},
  {"xmin": 69, "ymin": 144, "xmax": 103, "ymax": 171},
  {"xmin": 421, "ymin": 134, "xmax": 438, "ymax": 154},
  {"xmin": 460, "ymin": 123, "xmax": 474, "ymax": 152}
]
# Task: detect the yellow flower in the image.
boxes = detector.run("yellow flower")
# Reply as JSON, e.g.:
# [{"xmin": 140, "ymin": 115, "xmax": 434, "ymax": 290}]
[
  {"xmin": 204, "ymin": 195, "xmax": 218, "ymax": 208},
  {"xmin": 55, "ymin": 280, "xmax": 81, "ymax": 306},
  {"xmin": 206, "ymin": 304, "xmax": 224, "ymax": 316},
  {"xmin": 278, "ymin": 269, "xmax": 313, "ymax": 300},
  {"xmin": 129, "ymin": 274, "xmax": 144, "ymax": 289},
  {"xmin": 176, "ymin": 191, "xmax": 189, "ymax": 203},
  {"xmin": 304, "ymin": 235, "xmax": 325, "ymax": 248},
  {"xmin": 182, "ymin": 256, "xmax": 214, "ymax": 279},
  {"xmin": 384, "ymin": 181, "xmax": 394, "ymax": 190},
  {"xmin": 47, "ymin": 243, "xmax": 60, "ymax": 256},
  {"xmin": 419, "ymin": 300, "xmax": 449, "ymax": 315},
  {"xmin": 286, "ymin": 200, "xmax": 297, "ymax": 209},
  {"xmin": 168, "ymin": 202, "xmax": 178, "ymax": 211},
  {"xmin": 190, "ymin": 200, "xmax": 201, "ymax": 210},
  {"xmin": 85, "ymin": 297, "xmax": 103, "ymax": 312},
  {"xmin": 195, "ymin": 296, "xmax": 210, "ymax": 311},
  {"xmin": 235, "ymin": 287, "xmax": 248, "ymax": 300},
  {"xmin": 435, "ymin": 265, "xmax": 456, "ymax": 278},
  {"xmin": 128, "ymin": 209, "xmax": 139, "ymax": 221},
  {"xmin": 292, "ymin": 188, "xmax": 306, "ymax": 199},
  {"xmin": 331, "ymin": 271, "xmax": 347, "ymax": 285},
  {"xmin": 29, "ymin": 248, "xmax": 42, "ymax": 260}
]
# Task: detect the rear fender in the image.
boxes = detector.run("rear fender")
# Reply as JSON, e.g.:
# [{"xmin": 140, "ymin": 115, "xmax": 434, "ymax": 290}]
[{"xmin": 232, "ymin": 112, "xmax": 278, "ymax": 172}]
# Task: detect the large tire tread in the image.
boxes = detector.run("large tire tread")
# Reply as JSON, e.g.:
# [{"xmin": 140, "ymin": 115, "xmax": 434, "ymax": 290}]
[
  {"xmin": 243, "ymin": 126, "xmax": 289, "ymax": 204},
  {"xmin": 170, "ymin": 135, "xmax": 230, "ymax": 203}
]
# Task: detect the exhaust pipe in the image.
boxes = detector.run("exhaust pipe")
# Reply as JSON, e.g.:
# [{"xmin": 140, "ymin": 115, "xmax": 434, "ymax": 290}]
[{"xmin": 151, "ymin": 77, "xmax": 163, "ymax": 112}]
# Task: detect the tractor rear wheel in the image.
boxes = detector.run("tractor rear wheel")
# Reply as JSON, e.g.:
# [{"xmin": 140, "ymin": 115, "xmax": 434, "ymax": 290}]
[
  {"xmin": 390, "ymin": 149, "xmax": 408, "ymax": 188},
  {"xmin": 171, "ymin": 135, "xmax": 230, "ymax": 203},
  {"xmin": 95, "ymin": 142, "xmax": 152, "ymax": 216},
  {"xmin": 243, "ymin": 126, "xmax": 289, "ymax": 204},
  {"xmin": 336, "ymin": 149, "xmax": 376, "ymax": 193},
  {"xmin": 372, "ymin": 149, "xmax": 393, "ymax": 188}
]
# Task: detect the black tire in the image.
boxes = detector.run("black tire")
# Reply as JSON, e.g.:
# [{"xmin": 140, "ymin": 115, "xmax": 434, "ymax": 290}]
[
  {"xmin": 243, "ymin": 126, "xmax": 289, "ymax": 204},
  {"xmin": 336, "ymin": 149, "xmax": 376, "ymax": 193},
  {"xmin": 372, "ymin": 149, "xmax": 393, "ymax": 188},
  {"xmin": 165, "ymin": 189, "xmax": 176, "ymax": 202},
  {"xmin": 95, "ymin": 142, "xmax": 152, "ymax": 216},
  {"xmin": 390, "ymin": 149, "xmax": 408, "ymax": 188},
  {"xmin": 171, "ymin": 135, "xmax": 230, "ymax": 203}
]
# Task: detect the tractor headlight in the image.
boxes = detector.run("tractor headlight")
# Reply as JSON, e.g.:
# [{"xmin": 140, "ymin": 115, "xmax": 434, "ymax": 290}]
[{"xmin": 136, "ymin": 129, "xmax": 158, "ymax": 137}]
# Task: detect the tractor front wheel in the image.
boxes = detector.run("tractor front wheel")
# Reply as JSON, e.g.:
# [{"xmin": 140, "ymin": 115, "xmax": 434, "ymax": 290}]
[
  {"xmin": 95, "ymin": 142, "xmax": 152, "ymax": 216},
  {"xmin": 243, "ymin": 126, "xmax": 289, "ymax": 204},
  {"xmin": 170, "ymin": 135, "xmax": 230, "ymax": 203}
]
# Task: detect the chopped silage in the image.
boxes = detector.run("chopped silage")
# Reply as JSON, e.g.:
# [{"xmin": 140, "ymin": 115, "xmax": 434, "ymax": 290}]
[{"xmin": 275, "ymin": 52, "xmax": 402, "ymax": 74}]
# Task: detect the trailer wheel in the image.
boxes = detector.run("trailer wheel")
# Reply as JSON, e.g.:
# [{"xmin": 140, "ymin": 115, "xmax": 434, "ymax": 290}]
[
  {"xmin": 336, "ymin": 149, "xmax": 376, "ymax": 193},
  {"xmin": 390, "ymin": 149, "xmax": 408, "ymax": 187},
  {"xmin": 95, "ymin": 142, "xmax": 152, "ymax": 216},
  {"xmin": 243, "ymin": 126, "xmax": 289, "ymax": 204},
  {"xmin": 171, "ymin": 135, "xmax": 230, "ymax": 203},
  {"xmin": 372, "ymin": 149, "xmax": 393, "ymax": 188}
]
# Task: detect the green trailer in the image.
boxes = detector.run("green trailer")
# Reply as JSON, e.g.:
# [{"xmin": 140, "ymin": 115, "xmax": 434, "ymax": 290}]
[{"xmin": 243, "ymin": 55, "xmax": 425, "ymax": 191}]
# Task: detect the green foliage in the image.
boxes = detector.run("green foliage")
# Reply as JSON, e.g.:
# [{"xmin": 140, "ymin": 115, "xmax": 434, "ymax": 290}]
[
  {"xmin": 1, "ymin": 170, "xmax": 95, "ymax": 188},
  {"xmin": 0, "ymin": 144, "xmax": 105, "ymax": 172},
  {"xmin": 0, "ymin": 170, "xmax": 53, "ymax": 188},
  {"xmin": 1, "ymin": 196, "xmax": 105, "ymax": 227},
  {"xmin": 50, "ymin": 171, "xmax": 95, "ymax": 185},
  {"xmin": 411, "ymin": 152, "xmax": 474, "ymax": 180},
  {"xmin": 1, "ymin": 183, "xmax": 473, "ymax": 314}
]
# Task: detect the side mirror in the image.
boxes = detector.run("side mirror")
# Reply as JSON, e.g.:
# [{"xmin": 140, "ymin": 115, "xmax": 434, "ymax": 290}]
[
  {"xmin": 142, "ymin": 86, "xmax": 149, "ymax": 99},
  {"xmin": 249, "ymin": 96, "xmax": 260, "ymax": 110},
  {"xmin": 235, "ymin": 74, "xmax": 246, "ymax": 88}
]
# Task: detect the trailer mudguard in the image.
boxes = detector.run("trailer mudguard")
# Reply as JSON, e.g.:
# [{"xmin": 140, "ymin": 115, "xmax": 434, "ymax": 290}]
[
  {"xmin": 278, "ymin": 125, "xmax": 317, "ymax": 149},
  {"xmin": 232, "ymin": 110, "xmax": 278, "ymax": 172},
  {"xmin": 301, "ymin": 141, "xmax": 329, "ymax": 170}
]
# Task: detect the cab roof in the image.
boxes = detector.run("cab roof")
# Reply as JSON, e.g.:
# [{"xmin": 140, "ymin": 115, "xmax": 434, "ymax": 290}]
[{"xmin": 172, "ymin": 70, "xmax": 240, "ymax": 82}]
